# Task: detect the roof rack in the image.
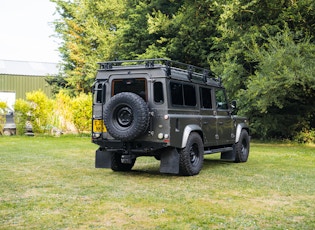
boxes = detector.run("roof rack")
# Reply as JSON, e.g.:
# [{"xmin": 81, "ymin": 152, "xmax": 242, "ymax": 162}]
[{"xmin": 98, "ymin": 58, "xmax": 219, "ymax": 84}]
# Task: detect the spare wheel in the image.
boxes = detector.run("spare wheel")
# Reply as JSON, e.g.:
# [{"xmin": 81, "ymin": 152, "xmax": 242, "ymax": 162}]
[{"xmin": 103, "ymin": 92, "xmax": 149, "ymax": 141}]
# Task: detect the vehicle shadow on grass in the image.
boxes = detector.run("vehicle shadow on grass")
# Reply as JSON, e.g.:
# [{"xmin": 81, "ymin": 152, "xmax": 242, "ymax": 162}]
[
  {"xmin": 118, "ymin": 157, "xmax": 233, "ymax": 178},
  {"xmin": 202, "ymin": 158, "xmax": 235, "ymax": 172}
]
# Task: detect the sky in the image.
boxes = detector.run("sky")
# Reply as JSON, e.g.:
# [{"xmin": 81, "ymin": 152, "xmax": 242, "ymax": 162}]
[{"xmin": 0, "ymin": 0, "xmax": 61, "ymax": 63}]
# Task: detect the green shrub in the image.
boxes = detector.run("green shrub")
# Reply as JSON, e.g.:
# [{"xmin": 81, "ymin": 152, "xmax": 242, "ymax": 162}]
[
  {"xmin": 71, "ymin": 93, "xmax": 92, "ymax": 133},
  {"xmin": 0, "ymin": 101, "xmax": 7, "ymax": 135},
  {"xmin": 14, "ymin": 90, "xmax": 92, "ymax": 135},
  {"xmin": 52, "ymin": 91, "xmax": 75, "ymax": 133},
  {"xmin": 51, "ymin": 91, "xmax": 92, "ymax": 134},
  {"xmin": 14, "ymin": 90, "xmax": 53, "ymax": 134},
  {"xmin": 26, "ymin": 90, "xmax": 53, "ymax": 133},
  {"xmin": 294, "ymin": 129, "xmax": 315, "ymax": 144},
  {"xmin": 14, "ymin": 99, "xmax": 31, "ymax": 135},
  {"xmin": 0, "ymin": 101, "xmax": 6, "ymax": 110}
]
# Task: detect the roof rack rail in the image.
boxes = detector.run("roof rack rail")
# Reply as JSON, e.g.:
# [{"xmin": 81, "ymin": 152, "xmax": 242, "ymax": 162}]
[
  {"xmin": 98, "ymin": 58, "xmax": 218, "ymax": 84},
  {"xmin": 98, "ymin": 58, "xmax": 167, "ymax": 70}
]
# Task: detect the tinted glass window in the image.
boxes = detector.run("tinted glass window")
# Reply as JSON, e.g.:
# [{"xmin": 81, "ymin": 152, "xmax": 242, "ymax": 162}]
[
  {"xmin": 215, "ymin": 89, "xmax": 228, "ymax": 110},
  {"xmin": 183, "ymin": 85, "xmax": 196, "ymax": 106},
  {"xmin": 170, "ymin": 81, "xmax": 196, "ymax": 107},
  {"xmin": 94, "ymin": 82, "xmax": 106, "ymax": 103},
  {"xmin": 154, "ymin": 82, "xmax": 164, "ymax": 103},
  {"xmin": 113, "ymin": 78, "xmax": 146, "ymax": 101},
  {"xmin": 200, "ymin": 87, "xmax": 212, "ymax": 109},
  {"xmin": 170, "ymin": 82, "xmax": 183, "ymax": 105}
]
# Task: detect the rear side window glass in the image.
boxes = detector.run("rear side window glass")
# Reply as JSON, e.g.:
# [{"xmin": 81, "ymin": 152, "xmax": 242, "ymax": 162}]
[
  {"xmin": 183, "ymin": 85, "xmax": 196, "ymax": 106},
  {"xmin": 170, "ymin": 81, "xmax": 196, "ymax": 107},
  {"xmin": 112, "ymin": 78, "xmax": 147, "ymax": 101},
  {"xmin": 200, "ymin": 87, "xmax": 212, "ymax": 109},
  {"xmin": 170, "ymin": 82, "xmax": 183, "ymax": 105},
  {"xmin": 154, "ymin": 82, "xmax": 164, "ymax": 103}
]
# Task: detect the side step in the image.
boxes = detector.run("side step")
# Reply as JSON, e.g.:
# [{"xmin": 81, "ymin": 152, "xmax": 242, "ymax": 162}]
[
  {"xmin": 204, "ymin": 146, "xmax": 236, "ymax": 162},
  {"xmin": 204, "ymin": 147, "xmax": 233, "ymax": 155}
]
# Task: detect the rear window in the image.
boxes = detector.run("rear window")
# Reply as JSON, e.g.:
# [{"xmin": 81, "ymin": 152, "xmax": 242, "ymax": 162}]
[{"xmin": 112, "ymin": 78, "xmax": 147, "ymax": 101}]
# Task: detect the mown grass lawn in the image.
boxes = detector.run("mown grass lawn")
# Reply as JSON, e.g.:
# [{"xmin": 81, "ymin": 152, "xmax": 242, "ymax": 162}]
[{"xmin": 0, "ymin": 136, "xmax": 314, "ymax": 229}]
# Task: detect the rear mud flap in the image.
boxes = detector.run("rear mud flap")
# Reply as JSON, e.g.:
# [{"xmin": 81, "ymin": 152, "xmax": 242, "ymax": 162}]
[
  {"xmin": 95, "ymin": 149, "xmax": 112, "ymax": 168},
  {"xmin": 159, "ymin": 147, "xmax": 179, "ymax": 174},
  {"xmin": 220, "ymin": 145, "xmax": 236, "ymax": 161}
]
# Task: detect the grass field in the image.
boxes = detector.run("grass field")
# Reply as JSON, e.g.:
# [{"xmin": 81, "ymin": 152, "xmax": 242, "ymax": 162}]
[{"xmin": 0, "ymin": 136, "xmax": 314, "ymax": 229}]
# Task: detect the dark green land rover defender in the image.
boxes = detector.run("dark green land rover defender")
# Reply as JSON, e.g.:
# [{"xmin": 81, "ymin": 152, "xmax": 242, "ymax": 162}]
[{"xmin": 92, "ymin": 59, "xmax": 250, "ymax": 176}]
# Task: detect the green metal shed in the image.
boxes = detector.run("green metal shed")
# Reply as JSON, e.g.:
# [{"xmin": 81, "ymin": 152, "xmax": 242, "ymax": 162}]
[{"xmin": 0, "ymin": 59, "xmax": 58, "ymax": 109}]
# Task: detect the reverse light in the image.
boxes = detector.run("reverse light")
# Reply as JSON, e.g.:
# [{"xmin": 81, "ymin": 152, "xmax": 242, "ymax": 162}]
[{"xmin": 93, "ymin": 133, "xmax": 101, "ymax": 139}]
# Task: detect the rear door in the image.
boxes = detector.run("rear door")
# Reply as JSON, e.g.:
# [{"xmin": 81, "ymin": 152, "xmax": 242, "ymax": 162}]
[
  {"xmin": 111, "ymin": 76, "xmax": 148, "ymax": 101},
  {"xmin": 92, "ymin": 81, "xmax": 107, "ymax": 134}
]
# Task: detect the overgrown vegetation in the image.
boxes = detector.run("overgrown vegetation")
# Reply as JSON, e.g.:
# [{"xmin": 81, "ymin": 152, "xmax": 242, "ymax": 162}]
[
  {"xmin": 0, "ymin": 101, "xmax": 7, "ymax": 135},
  {"xmin": 0, "ymin": 136, "xmax": 314, "ymax": 229},
  {"xmin": 14, "ymin": 90, "xmax": 91, "ymax": 134},
  {"xmin": 49, "ymin": 0, "xmax": 315, "ymax": 141}
]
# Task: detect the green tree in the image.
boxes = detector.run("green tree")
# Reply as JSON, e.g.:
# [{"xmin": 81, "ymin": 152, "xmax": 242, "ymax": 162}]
[
  {"xmin": 50, "ymin": 0, "xmax": 315, "ymax": 140},
  {"xmin": 210, "ymin": 0, "xmax": 315, "ymax": 139},
  {"xmin": 115, "ymin": 0, "xmax": 218, "ymax": 67},
  {"xmin": 51, "ymin": 0, "xmax": 127, "ymax": 94},
  {"xmin": 154, "ymin": 0, "xmax": 217, "ymax": 67},
  {"xmin": 212, "ymin": 0, "xmax": 315, "ymax": 95},
  {"xmin": 240, "ymin": 28, "xmax": 315, "ymax": 138},
  {"xmin": 114, "ymin": 0, "xmax": 184, "ymax": 60}
]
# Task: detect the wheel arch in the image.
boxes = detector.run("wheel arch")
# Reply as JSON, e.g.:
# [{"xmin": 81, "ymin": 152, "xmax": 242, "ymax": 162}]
[
  {"xmin": 235, "ymin": 123, "xmax": 249, "ymax": 143},
  {"xmin": 181, "ymin": 124, "xmax": 203, "ymax": 148}
]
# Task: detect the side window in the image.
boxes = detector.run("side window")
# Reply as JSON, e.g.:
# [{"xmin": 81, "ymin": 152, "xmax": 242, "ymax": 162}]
[
  {"xmin": 154, "ymin": 82, "xmax": 164, "ymax": 103},
  {"xmin": 200, "ymin": 87, "xmax": 212, "ymax": 109},
  {"xmin": 215, "ymin": 89, "xmax": 228, "ymax": 110},
  {"xmin": 183, "ymin": 85, "xmax": 196, "ymax": 106},
  {"xmin": 170, "ymin": 81, "xmax": 196, "ymax": 107},
  {"xmin": 170, "ymin": 82, "xmax": 183, "ymax": 105},
  {"xmin": 94, "ymin": 82, "xmax": 106, "ymax": 103}
]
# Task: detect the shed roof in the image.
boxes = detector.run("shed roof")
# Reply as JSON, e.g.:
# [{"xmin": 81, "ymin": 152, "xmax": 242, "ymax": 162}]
[{"xmin": 0, "ymin": 59, "xmax": 59, "ymax": 76}]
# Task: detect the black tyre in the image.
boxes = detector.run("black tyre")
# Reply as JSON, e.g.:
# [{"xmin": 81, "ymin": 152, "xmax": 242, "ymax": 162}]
[
  {"xmin": 179, "ymin": 132, "xmax": 204, "ymax": 176},
  {"xmin": 104, "ymin": 92, "xmax": 149, "ymax": 141},
  {"xmin": 234, "ymin": 129, "xmax": 250, "ymax": 163},
  {"xmin": 111, "ymin": 153, "xmax": 135, "ymax": 172}
]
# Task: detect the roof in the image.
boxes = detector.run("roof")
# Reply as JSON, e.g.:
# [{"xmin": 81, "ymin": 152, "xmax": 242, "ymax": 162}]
[
  {"xmin": 97, "ymin": 58, "xmax": 221, "ymax": 86},
  {"xmin": 0, "ymin": 59, "xmax": 59, "ymax": 76}
]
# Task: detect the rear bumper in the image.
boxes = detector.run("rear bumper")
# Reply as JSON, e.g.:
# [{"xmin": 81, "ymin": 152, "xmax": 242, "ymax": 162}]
[{"xmin": 92, "ymin": 139, "xmax": 168, "ymax": 155}]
